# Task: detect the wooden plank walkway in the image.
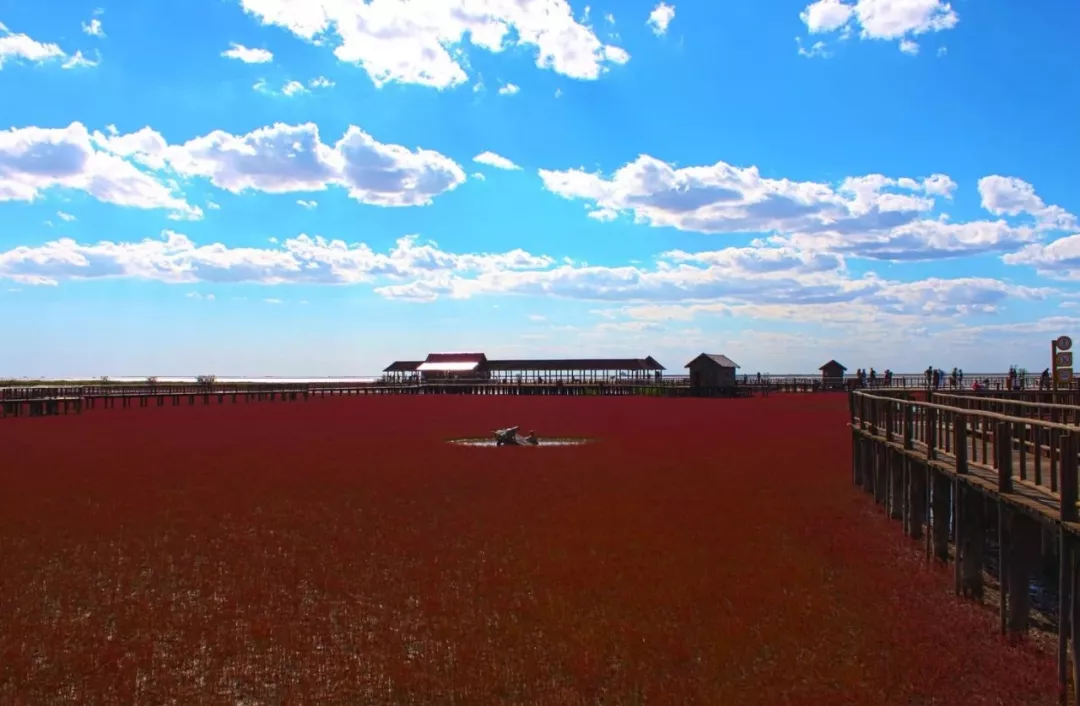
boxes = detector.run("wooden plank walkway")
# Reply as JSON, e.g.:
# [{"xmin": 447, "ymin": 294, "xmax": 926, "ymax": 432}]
[{"xmin": 850, "ymin": 390, "xmax": 1080, "ymax": 705}]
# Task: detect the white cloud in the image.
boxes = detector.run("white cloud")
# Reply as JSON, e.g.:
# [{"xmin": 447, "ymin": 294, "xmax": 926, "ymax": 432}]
[
  {"xmin": 1004, "ymin": 235, "xmax": 1080, "ymax": 280},
  {"xmin": 539, "ymin": 155, "xmax": 1035, "ymax": 260},
  {"xmin": 0, "ymin": 232, "xmax": 555, "ymax": 290},
  {"xmin": 297, "ymin": 199, "xmax": 318, "ymax": 209},
  {"xmin": 82, "ymin": 19, "xmax": 105, "ymax": 37},
  {"xmin": 797, "ymin": 38, "xmax": 831, "ymax": 58},
  {"xmin": 237, "ymin": 0, "xmax": 630, "ymax": 88},
  {"xmin": 978, "ymin": 176, "xmax": 1076, "ymax": 231},
  {"xmin": 604, "ymin": 45, "xmax": 630, "ymax": 64},
  {"xmin": 57, "ymin": 211, "xmax": 76, "ymax": 222},
  {"xmin": 799, "ymin": 0, "xmax": 958, "ymax": 52},
  {"xmin": 647, "ymin": 2, "xmax": 676, "ymax": 36},
  {"xmin": 537, "ymin": 157, "xmax": 1075, "ymax": 262},
  {"xmin": 107, "ymin": 121, "xmax": 466, "ymax": 207},
  {"xmin": 899, "ymin": 38, "xmax": 919, "ymax": 55},
  {"xmin": 1, "ymin": 121, "xmax": 465, "ymax": 216},
  {"xmin": 0, "ymin": 229, "xmax": 1059, "ymax": 361},
  {"xmin": 61, "ymin": 51, "xmax": 98, "ymax": 69},
  {"xmin": 256, "ymin": 76, "xmax": 334, "ymax": 96},
  {"xmin": 186, "ymin": 291, "xmax": 215, "ymax": 301},
  {"xmin": 264, "ymin": 297, "xmax": 283, "ymax": 304},
  {"xmin": 0, "ymin": 24, "xmax": 69, "ymax": 68},
  {"xmin": 281, "ymin": 79, "xmax": 308, "ymax": 96},
  {"xmin": 0, "ymin": 123, "xmax": 200, "ymax": 219},
  {"xmin": 222, "ymin": 42, "xmax": 273, "ymax": 63},
  {"xmin": 473, "ymin": 151, "xmax": 520, "ymax": 170},
  {"xmin": 498, "ymin": 82, "xmax": 520, "ymax": 96},
  {"xmin": 779, "ymin": 218, "xmax": 1038, "ymax": 261}
]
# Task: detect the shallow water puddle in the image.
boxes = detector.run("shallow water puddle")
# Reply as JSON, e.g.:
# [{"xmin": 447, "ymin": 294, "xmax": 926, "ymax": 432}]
[{"xmin": 446, "ymin": 438, "xmax": 593, "ymax": 447}]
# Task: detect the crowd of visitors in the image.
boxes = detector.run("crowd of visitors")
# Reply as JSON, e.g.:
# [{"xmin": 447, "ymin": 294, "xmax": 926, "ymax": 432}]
[{"xmin": 850, "ymin": 365, "xmax": 1054, "ymax": 391}]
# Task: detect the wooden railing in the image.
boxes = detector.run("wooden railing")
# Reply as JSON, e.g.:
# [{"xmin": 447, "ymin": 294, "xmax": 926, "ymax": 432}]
[{"xmin": 851, "ymin": 390, "xmax": 1079, "ymax": 520}]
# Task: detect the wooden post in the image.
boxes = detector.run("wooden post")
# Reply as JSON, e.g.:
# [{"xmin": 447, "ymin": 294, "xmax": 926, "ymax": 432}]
[
  {"xmin": 875, "ymin": 444, "xmax": 887, "ymax": 506},
  {"xmin": 890, "ymin": 448, "xmax": 904, "ymax": 521},
  {"xmin": 1072, "ymin": 551, "xmax": 1080, "ymax": 706},
  {"xmin": 998, "ymin": 421, "xmax": 1014, "ymax": 494},
  {"xmin": 1060, "ymin": 531, "xmax": 1073, "ymax": 705},
  {"xmin": 1061, "ymin": 433, "xmax": 1078, "ymax": 523},
  {"xmin": 999, "ymin": 500, "xmax": 1008, "ymax": 634},
  {"xmin": 927, "ymin": 406, "xmax": 938, "ymax": 461},
  {"xmin": 933, "ymin": 469, "xmax": 951, "ymax": 564},
  {"xmin": 960, "ymin": 486, "xmax": 985, "ymax": 601},
  {"xmin": 1006, "ymin": 511, "xmax": 1035, "ymax": 634},
  {"xmin": 862, "ymin": 438, "xmax": 874, "ymax": 494}
]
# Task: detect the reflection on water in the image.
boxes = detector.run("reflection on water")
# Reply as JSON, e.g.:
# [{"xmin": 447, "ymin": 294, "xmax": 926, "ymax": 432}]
[{"xmin": 447, "ymin": 438, "xmax": 593, "ymax": 447}]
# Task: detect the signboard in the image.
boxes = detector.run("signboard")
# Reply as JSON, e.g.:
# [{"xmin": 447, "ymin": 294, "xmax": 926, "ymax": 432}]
[{"xmin": 1053, "ymin": 335, "xmax": 1075, "ymax": 389}]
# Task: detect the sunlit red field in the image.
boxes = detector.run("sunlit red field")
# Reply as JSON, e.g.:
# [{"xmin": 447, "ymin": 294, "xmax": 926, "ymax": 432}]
[{"xmin": 0, "ymin": 394, "xmax": 1059, "ymax": 704}]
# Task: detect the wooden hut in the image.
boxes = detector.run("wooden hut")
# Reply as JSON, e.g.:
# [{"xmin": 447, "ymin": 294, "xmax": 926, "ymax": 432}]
[
  {"xmin": 819, "ymin": 360, "xmax": 847, "ymax": 389},
  {"xmin": 685, "ymin": 353, "xmax": 739, "ymax": 389}
]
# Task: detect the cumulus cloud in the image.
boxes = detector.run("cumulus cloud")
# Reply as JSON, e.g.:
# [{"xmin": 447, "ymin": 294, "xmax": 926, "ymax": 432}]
[
  {"xmin": 1004, "ymin": 235, "xmax": 1080, "ymax": 280},
  {"xmin": 978, "ymin": 175, "xmax": 1076, "ymax": 231},
  {"xmin": 0, "ymin": 229, "xmax": 1056, "ymax": 346},
  {"xmin": 647, "ymin": 2, "xmax": 676, "ymax": 36},
  {"xmin": 0, "ymin": 123, "xmax": 201, "ymax": 219},
  {"xmin": 799, "ymin": 0, "xmax": 958, "ymax": 53},
  {"xmin": 1, "ymin": 121, "xmax": 465, "ymax": 213},
  {"xmin": 236, "ymin": 0, "xmax": 629, "ymax": 88},
  {"xmin": 537, "ymin": 155, "xmax": 1074, "ymax": 262},
  {"xmin": 0, "ymin": 23, "xmax": 74, "ymax": 69},
  {"xmin": 0, "ymin": 232, "xmax": 554, "ymax": 290},
  {"xmin": 473, "ymin": 151, "xmax": 520, "ymax": 170},
  {"xmin": 222, "ymin": 42, "xmax": 273, "ymax": 63},
  {"xmin": 497, "ymin": 83, "xmax": 520, "ymax": 96}
]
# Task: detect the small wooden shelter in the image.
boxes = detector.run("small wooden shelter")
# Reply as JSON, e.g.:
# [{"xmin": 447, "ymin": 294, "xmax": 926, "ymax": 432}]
[
  {"xmin": 685, "ymin": 353, "xmax": 740, "ymax": 389},
  {"xmin": 382, "ymin": 360, "xmax": 422, "ymax": 382},
  {"xmin": 416, "ymin": 352, "xmax": 490, "ymax": 380},
  {"xmin": 819, "ymin": 360, "xmax": 847, "ymax": 389}
]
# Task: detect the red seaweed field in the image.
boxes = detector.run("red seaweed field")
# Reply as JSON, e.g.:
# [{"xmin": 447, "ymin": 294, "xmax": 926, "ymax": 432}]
[{"xmin": 0, "ymin": 394, "xmax": 1060, "ymax": 704}]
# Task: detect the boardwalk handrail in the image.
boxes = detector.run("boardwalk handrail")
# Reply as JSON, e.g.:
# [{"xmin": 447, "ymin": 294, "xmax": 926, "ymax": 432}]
[
  {"xmin": 854, "ymin": 390, "xmax": 1080, "ymax": 432},
  {"xmin": 849, "ymin": 388, "xmax": 1080, "ymax": 702},
  {"xmin": 933, "ymin": 392, "xmax": 1080, "ymax": 413},
  {"xmin": 852, "ymin": 390, "xmax": 1080, "ymax": 512}
]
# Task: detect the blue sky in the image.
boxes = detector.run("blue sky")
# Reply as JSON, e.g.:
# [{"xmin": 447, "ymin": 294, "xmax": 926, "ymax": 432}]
[{"xmin": 1, "ymin": 0, "xmax": 1078, "ymax": 377}]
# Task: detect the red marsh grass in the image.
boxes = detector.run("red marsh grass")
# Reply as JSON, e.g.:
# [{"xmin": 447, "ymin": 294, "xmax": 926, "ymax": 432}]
[{"xmin": 0, "ymin": 394, "xmax": 1058, "ymax": 704}]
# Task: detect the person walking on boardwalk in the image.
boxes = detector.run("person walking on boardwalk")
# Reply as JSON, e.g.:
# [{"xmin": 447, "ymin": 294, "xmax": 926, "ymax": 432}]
[
  {"xmin": 1042, "ymin": 368, "xmax": 1051, "ymax": 390},
  {"xmin": 950, "ymin": 367, "xmax": 959, "ymax": 389},
  {"xmin": 868, "ymin": 368, "xmax": 877, "ymax": 387}
]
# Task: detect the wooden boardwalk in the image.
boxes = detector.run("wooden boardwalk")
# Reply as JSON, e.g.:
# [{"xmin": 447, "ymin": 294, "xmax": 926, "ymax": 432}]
[
  {"xmin": 0, "ymin": 380, "xmax": 760, "ymax": 418},
  {"xmin": 851, "ymin": 390, "xmax": 1080, "ymax": 704}
]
